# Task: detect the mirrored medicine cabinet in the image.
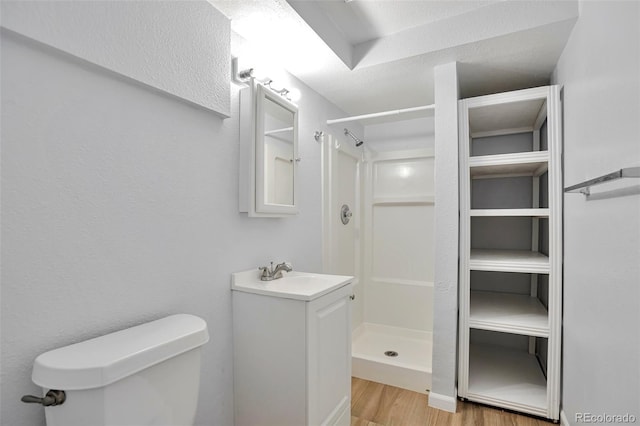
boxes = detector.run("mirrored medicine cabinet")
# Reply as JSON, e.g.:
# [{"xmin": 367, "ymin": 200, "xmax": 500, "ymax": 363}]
[{"xmin": 239, "ymin": 81, "xmax": 299, "ymax": 217}]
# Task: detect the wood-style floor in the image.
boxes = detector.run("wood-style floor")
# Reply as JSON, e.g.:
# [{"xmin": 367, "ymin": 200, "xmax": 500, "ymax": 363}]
[{"xmin": 351, "ymin": 378, "xmax": 556, "ymax": 426}]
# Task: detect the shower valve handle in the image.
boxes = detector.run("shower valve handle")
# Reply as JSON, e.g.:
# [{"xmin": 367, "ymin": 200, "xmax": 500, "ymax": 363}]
[{"xmin": 340, "ymin": 204, "xmax": 353, "ymax": 225}]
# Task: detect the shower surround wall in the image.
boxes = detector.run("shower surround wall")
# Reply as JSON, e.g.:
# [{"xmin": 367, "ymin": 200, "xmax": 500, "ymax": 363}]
[
  {"xmin": 350, "ymin": 117, "xmax": 435, "ymax": 393},
  {"xmin": 0, "ymin": 2, "xmax": 356, "ymax": 425}
]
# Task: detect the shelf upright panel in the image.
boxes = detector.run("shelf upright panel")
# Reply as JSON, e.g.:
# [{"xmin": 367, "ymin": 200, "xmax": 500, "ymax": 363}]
[
  {"xmin": 545, "ymin": 84, "xmax": 563, "ymax": 421},
  {"xmin": 457, "ymin": 94, "xmax": 472, "ymax": 400}
]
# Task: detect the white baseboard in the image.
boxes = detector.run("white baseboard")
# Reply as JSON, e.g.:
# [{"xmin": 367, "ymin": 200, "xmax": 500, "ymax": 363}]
[
  {"xmin": 428, "ymin": 392, "xmax": 457, "ymax": 413},
  {"xmin": 560, "ymin": 410, "xmax": 571, "ymax": 426}
]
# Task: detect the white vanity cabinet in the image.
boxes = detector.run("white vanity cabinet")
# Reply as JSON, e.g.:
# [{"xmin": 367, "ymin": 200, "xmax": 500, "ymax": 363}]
[{"xmin": 231, "ymin": 270, "xmax": 354, "ymax": 426}]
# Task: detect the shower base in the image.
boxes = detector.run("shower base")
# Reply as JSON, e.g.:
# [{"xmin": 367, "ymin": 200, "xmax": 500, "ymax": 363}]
[{"xmin": 352, "ymin": 323, "xmax": 432, "ymax": 394}]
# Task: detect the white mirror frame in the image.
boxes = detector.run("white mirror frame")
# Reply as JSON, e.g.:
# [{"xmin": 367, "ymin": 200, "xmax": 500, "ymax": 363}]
[{"xmin": 239, "ymin": 80, "xmax": 299, "ymax": 217}]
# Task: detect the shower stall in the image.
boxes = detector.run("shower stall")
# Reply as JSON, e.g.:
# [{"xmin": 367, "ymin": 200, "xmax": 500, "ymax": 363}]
[{"xmin": 322, "ymin": 114, "xmax": 435, "ymax": 394}]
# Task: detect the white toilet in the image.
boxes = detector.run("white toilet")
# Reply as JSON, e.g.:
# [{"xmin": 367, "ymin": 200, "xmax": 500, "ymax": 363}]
[{"xmin": 25, "ymin": 314, "xmax": 209, "ymax": 426}]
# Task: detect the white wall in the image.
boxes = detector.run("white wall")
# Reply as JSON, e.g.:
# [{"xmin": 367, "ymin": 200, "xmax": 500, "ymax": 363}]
[
  {"xmin": 1, "ymin": 1, "xmax": 230, "ymax": 116},
  {"xmin": 552, "ymin": 1, "xmax": 640, "ymax": 423},
  {"xmin": 364, "ymin": 117, "xmax": 435, "ymax": 152},
  {"xmin": 0, "ymin": 4, "xmax": 351, "ymax": 425}
]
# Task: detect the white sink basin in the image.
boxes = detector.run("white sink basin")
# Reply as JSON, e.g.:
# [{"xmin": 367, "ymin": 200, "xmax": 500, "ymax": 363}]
[
  {"xmin": 231, "ymin": 270, "xmax": 354, "ymax": 301},
  {"xmin": 278, "ymin": 274, "xmax": 324, "ymax": 285}
]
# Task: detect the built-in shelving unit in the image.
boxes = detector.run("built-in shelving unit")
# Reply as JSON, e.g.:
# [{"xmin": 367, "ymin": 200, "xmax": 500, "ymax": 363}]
[{"xmin": 458, "ymin": 86, "xmax": 562, "ymax": 421}]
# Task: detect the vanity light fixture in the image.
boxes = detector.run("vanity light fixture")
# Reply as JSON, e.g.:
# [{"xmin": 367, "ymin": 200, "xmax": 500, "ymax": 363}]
[
  {"xmin": 232, "ymin": 57, "xmax": 266, "ymax": 85},
  {"xmin": 235, "ymin": 67, "xmax": 270, "ymax": 84},
  {"xmin": 263, "ymin": 79, "xmax": 299, "ymax": 102},
  {"xmin": 237, "ymin": 68, "xmax": 254, "ymax": 81},
  {"xmin": 232, "ymin": 57, "xmax": 300, "ymax": 102}
]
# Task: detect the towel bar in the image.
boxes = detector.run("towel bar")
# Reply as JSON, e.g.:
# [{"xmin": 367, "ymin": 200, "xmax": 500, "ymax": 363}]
[{"xmin": 564, "ymin": 167, "xmax": 640, "ymax": 196}]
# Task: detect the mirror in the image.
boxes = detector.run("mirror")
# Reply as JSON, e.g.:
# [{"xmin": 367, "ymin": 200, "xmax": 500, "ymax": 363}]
[
  {"xmin": 239, "ymin": 82, "xmax": 299, "ymax": 217},
  {"xmin": 257, "ymin": 88, "xmax": 297, "ymax": 208}
]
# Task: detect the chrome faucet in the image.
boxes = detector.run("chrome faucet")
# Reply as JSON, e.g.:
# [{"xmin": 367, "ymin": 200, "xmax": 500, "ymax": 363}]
[{"xmin": 259, "ymin": 262, "xmax": 293, "ymax": 281}]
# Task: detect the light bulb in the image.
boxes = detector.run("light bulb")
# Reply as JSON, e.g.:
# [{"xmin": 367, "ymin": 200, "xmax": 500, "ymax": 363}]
[
  {"xmin": 252, "ymin": 67, "xmax": 271, "ymax": 82},
  {"xmin": 288, "ymin": 88, "xmax": 301, "ymax": 102},
  {"xmin": 253, "ymin": 61, "xmax": 284, "ymax": 83}
]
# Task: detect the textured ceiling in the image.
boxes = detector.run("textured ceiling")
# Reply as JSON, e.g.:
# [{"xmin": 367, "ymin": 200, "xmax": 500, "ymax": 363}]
[
  {"xmin": 302, "ymin": 1, "xmax": 500, "ymax": 45},
  {"xmin": 210, "ymin": 0, "xmax": 578, "ymax": 117}
]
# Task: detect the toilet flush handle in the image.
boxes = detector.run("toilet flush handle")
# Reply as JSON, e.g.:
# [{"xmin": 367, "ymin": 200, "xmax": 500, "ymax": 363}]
[{"xmin": 21, "ymin": 389, "xmax": 66, "ymax": 406}]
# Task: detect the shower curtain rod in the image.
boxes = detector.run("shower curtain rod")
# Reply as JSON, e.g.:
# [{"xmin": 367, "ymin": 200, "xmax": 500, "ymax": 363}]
[{"xmin": 326, "ymin": 104, "xmax": 435, "ymax": 125}]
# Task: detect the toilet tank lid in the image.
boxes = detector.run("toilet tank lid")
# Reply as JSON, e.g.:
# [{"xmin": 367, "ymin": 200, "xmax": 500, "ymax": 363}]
[{"xmin": 32, "ymin": 314, "xmax": 209, "ymax": 390}]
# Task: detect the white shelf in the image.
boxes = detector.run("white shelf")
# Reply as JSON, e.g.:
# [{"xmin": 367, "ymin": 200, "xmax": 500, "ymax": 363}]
[
  {"xmin": 468, "ymin": 344, "xmax": 547, "ymax": 417},
  {"xmin": 467, "ymin": 91, "xmax": 547, "ymax": 136},
  {"xmin": 469, "ymin": 291, "xmax": 549, "ymax": 337},
  {"xmin": 469, "ymin": 151, "xmax": 549, "ymax": 178},
  {"xmin": 470, "ymin": 208, "xmax": 549, "ymax": 217},
  {"xmin": 470, "ymin": 249, "xmax": 549, "ymax": 273}
]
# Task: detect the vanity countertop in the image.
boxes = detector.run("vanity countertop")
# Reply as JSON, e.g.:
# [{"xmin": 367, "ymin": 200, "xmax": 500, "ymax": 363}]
[{"xmin": 231, "ymin": 270, "xmax": 354, "ymax": 301}]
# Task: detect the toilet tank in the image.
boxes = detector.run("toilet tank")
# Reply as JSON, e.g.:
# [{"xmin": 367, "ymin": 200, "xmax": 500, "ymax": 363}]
[{"xmin": 30, "ymin": 314, "xmax": 209, "ymax": 426}]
